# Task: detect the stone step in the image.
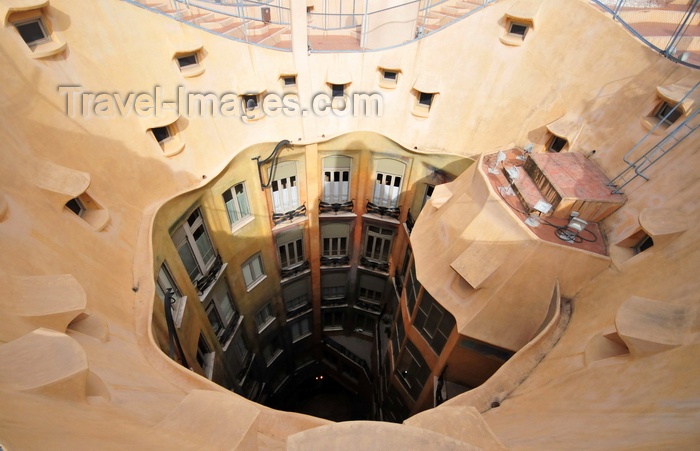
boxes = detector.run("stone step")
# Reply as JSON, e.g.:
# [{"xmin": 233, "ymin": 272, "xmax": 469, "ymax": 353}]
[
  {"xmin": 0, "ymin": 329, "xmax": 89, "ymax": 401},
  {"xmin": 0, "ymin": 273, "xmax": 86, "ymax": 342}
]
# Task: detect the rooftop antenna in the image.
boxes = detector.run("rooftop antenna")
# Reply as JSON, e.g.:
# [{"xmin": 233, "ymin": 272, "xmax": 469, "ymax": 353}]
[
  {"xmin": 488, "ymin": 151, "xmax": 507, "ymax": 175},
  {"xmin": 524, "ymin": 199, "xmax": 552, "ymax": 227},
  {"xmin": 518, "ymin": 143, "xmax": 533, "ymax": 161},
  {"xmin": 556, "ymin": 211, "xmax": 588, "ymax": 243}
]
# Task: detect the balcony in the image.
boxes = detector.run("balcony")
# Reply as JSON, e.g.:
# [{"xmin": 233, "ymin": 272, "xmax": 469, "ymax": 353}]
[
  {"xmin": 272, "ymin": 204, "xmax": 307, "ymax": 225},
  {"xmin": 320, "ymin": 255, "xmax": 350, "ymax": 267},
  {"xmin": 366, "ymin": 201, "xmax": 400, "ymax": 220},
  {"xmin": 360, "ymin": 256, "xmax": 390, "ymax": 274},
  {"xmin": 280, "ymin": 259, "xmax": 310, "ymax": 280},
  {"xmin": 319, "ymin": 199, "xmax": 354, "ymax": 215}
]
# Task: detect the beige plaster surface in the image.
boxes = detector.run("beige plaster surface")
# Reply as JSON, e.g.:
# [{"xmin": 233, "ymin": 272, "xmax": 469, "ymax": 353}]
[{"xmin": 0, "ymin": 0, "xmax": 698, "ymax": 449}]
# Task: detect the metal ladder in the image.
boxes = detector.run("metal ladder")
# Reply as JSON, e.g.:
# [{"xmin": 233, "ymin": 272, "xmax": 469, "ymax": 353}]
[{"xmin": 609, "ymin": 82, "xmax": 700, "ymax": 194}]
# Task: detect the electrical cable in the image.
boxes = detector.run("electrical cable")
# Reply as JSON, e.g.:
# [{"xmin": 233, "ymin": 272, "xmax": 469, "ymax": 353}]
[{"xmin": 487, "ymin": 162, "xmax": 598, "ymax": 244}]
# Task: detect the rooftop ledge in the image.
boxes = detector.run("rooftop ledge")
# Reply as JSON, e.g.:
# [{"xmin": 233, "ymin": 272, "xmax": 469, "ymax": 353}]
[{"xmin": 480, "ymin": 149, "xmax": 611, "ymax": 256}]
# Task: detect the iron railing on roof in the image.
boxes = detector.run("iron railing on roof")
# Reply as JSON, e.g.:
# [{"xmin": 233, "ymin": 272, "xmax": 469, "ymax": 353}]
[
  {"xmin": 590, "ymin": 0, "xmax": 700, "ymax": 69},
  {"xmin": 122, "ymin": 0, "xmax": 700, "ymax": 61}
]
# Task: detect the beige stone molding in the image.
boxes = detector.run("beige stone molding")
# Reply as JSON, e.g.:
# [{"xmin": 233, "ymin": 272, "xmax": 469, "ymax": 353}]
[
  {"xmin": 0, "ymin": 328, "xmax": 88, "ymax": 401},
  {"xmin": 0, "ymin": 273, "xmax": 86, "ymax": 342},
  {"xmin": 1, "ymin": 0, "xmax": 49, "ymax": 25},
  {"xmin": 545, "ymin": 113, "xmax": 583, "ymax": 149}
]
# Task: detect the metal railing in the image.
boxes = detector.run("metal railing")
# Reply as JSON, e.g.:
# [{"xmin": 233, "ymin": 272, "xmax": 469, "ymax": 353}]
[
  {"xmin": 366, "ymin": 201, "xmax": 400, "ymax": 219},
  {"xmin": 308, "ymin": 0, "xmax": 496, "ymax": 52},
  {"xmin": 591, "ymin": 0, "xmax": 700, "ymax": 69},
  {"xmin": 122, "ymin": 0, "xmax": 700, "ymax": 60},
  {"xmin": 123, "ymin": 0, "xmax": 292, "ymax": 51}
]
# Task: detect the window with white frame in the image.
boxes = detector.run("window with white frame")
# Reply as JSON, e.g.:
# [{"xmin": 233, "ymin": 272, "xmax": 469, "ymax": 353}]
[
  {"xmin": 270, "ymin": 161, "xmax": 299, "ymax": 213},
  {"xmin": 290, "ymin": 316, "xmax": 312, "ymax": 342},
  {"xmin": 358, "ymin": 274, "xmax": 385, "ymax": 306},
  {"xmin": 171, "ymin": 208, "xmax": 216, "ymax": 283},
  {"xmin": 155, "ymin": 263, "xmax": 186, "ymax": 328},
  {"xmin": 242, "ymin": 253, "xmax": 265, "ymax": 290},
  {"xmin": 323, "ymin": 309, "xmax": 345, "ymax": 331},
  {"xmin": 206, "ymin": 282, "xmax": 238, "ymax": 342},
  {"xmin": 223, "ymin": 182, "xmax": 252, "ymax": 228},
  {"xmin": 283, "ymin": 278, "xmax": 310, "ymax": 312},
  {"xmin": 255, "ymin": 302, "xmax": 275, "ymax": 332},
  {"xmin": 321, "ymin": 223, "xmax": 350, "ymax": 258},
  {"xmin": 322, "ymin": 272, "xmax": 347, "ymax": 301},
  {"xmin": 277, "ymin": 228, "xmax": 305, "ymax": 270},
  {"xmin": 196, "ymin": 334, "xmax": 215, "ymax": 379},
  {"xmin": 372, "ymin": 159, "xmax": 406, "ymax": 208},
  {"xmin": 322, "ymin": 155, "xmax": 351, "ymax": 203},
  {"xmin": 363, "ymin": 225, "xmax": 394, "ymax": 263}
]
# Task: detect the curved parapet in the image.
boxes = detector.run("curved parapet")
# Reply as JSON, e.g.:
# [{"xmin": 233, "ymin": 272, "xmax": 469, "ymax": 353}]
[
  {"xmin": 155, "ymin": 390, "xmax": 259, "ymax": 449},
  {"xmin": 405, "ymin": 405, "xmax": 506, "ymax": 449},
  {"xmin": 287, "ymin": 421, "xmax": 481, "ymax": 450},
  {"xmin": 0, "ymin": 273, "xmax": 86, "ymax": 342},
  {"xmin": 0, "ymin": 328, "xmax": 88, "ymax": 401}
]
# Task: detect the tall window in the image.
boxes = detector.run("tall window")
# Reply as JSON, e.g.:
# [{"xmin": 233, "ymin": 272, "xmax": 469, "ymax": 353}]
[
  {"xmin": 290, "ymin": 316, "xmax": 312, "ymax": 342},
  {"xmin": 270, "ymin": 161, "xmax": 299, "ymax": 213},
  {"xmin": 255, "ymin": 302, "xmax": 275, "ymax": 332},
  {"xmin": 396, "ymin": 340, "xmax": 430, "ymax": 400},
  {"xmin": 322, "ymin": 156, "xmax": 351, "ymax": 203},
  {"xmin": 321, "ymin": 272, "xmax": 347, "ymax": 301},
  {"xmin": 373, "ymin": 159, "xmax": 406, "ymax": 208},
  {"xmin": 233, "ymin": 333, "xmax": 248, "ymax": 362},
  {"xmin": 406, "ymin": 259, "xmax": 420, "ymax": 315},
  {"xmin": 283, "ymin": 278, "xmax": 310, "ymax": 313},
  {"xmin": 155, "ymin": 263, "xmax": 186, "ymax": 328},
  {"xmin": 359, "ymin": 274, "xmax": 385, "ymax": 303},
  {"xmin": 354, "ymin": 312, "xmax": 376, "ymax": 336},
  {"xmin": 323, "ymin": 309, "xmax": 345, "ymax": 331},
  {"xmin": 206, "ymin": 282, "xmax": 238, "ymax": 343},
  {"xmin": 223, "ymin": 182, "xmax": 251, "ymax": 227},
  {"xmin": 277, "ymin": 228, "xmax": 305, "ymax": 269},
  {"xmin": 414, "ymin": 291, "xmax": 455, "ymax": 355},
  {"xmin": 171, "ymin": 208, "xmax": 216, "ymax": 283},
  {"xmin": 364, "ymin": 225, "xmax": 394, "ymax": 263},
  {"xmin": 242, "ymin": 253, "xmax": 265, "ymax": 290},
  {"xmin": 196, "ymin": 334, "xmax": 214, "ymax": 379},
  {"xmin": 392, "ymin": 310, "xmax": 405, "ymax": 361},
  {"xmin": 322, "ymin": 223, "xmax": 350, "ymax": 258}
]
